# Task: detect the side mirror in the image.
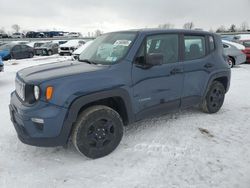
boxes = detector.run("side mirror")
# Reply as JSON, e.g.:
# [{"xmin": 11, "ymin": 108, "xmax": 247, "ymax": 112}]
[{"xmin": 146, "ymin": 53, "xmax": 164, "ymax": 66}]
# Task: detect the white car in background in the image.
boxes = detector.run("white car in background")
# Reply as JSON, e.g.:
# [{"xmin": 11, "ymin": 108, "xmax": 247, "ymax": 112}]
[
  {"xmin": 72, "ymin": 40, "xmax": 93, "ymax": 60},
  {"xmin": 222, "ymin": 40, "xmax": 246, "ymax": 68},
  {"xmin": 11, "ymin": 33, "xmax": 25, "ymax": 38},
  {"xmin": 67, "ymin": 32, "xmax": 82, "ymax": 38},
  {"xmin": 59, "ymin": 39, "xmax": 85, "ymax": 56}
]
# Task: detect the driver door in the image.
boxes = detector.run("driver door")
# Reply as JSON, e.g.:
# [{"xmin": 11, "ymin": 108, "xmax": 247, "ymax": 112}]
[{"xmin": 132, "ymin": 34, "xmax": 184, "ymax": 120}]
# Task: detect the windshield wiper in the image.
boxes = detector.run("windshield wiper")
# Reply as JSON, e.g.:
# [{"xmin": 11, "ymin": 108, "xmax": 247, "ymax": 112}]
[{"xmin": 79, "ymin": 59, "xmax": 98, "ymax": 65}]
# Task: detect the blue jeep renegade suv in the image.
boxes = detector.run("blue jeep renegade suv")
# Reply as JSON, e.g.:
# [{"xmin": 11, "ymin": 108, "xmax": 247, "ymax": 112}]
[{"xmin": 9, "ymin": 29, "xmax": 231, "ymax": 159}]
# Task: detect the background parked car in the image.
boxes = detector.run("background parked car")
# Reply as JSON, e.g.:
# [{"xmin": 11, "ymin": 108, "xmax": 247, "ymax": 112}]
[
  {"xmin": 34, "ymin": 42, "xmax": 59, "ymax": 56},
  {"xmin": 240, "ymin": 40, "xmax": 250, "ymax": 63},
  {"xmin": 222, "ymin": 40, "xmax": 246, "ymax": 68},
  {"xmin": 0, "ymin": 43, "xmax": 34, "ymax": 60},
  {"xmin": 11, "ymin": 33, "xmax": 25, "ymax": 38},
  {"xmin": 72, "ymin": 40, "xmax": 93, "ymax": 60},
  {"xmin": 26, "ymin": 31, "xmax": 37, "ymax": 38},
  {"xmin": 59, "ymin": 39, "xmax": 85, "ymax": 56},
  {"xmin": 0, "ymin": 33, "xmax": 10, "ymax": 38},
  {"xmin": 67, "ymin": 32, "xmax": 82, "ymax": 38}
]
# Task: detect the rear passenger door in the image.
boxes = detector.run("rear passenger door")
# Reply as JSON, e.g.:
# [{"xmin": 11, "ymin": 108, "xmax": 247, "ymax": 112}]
[
  {"xmin": 181, "ymin": 35, "xmax": 215, "ymax": 108},
  {"xmin": 132, "ymin": 34, "xmax": 184, "ymax": 120}
]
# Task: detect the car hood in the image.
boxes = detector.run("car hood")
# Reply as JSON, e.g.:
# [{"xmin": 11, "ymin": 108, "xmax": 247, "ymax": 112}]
[{"xmin": 17, "ymin": 60, "xmax": 108, "ymax": 84}]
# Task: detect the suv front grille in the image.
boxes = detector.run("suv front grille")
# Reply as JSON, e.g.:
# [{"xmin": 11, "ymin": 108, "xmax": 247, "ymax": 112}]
[{"xmin": 15, "ymin": 77, "xmax": 25, "ymax": 101}]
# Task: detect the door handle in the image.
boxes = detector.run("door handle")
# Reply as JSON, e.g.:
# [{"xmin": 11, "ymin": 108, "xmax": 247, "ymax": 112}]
[
  {"xmin": 204, "ymin": 63, "xmax": 214, "ymax": 69},
  {"xmin": 170, "ymin": 68, "xmax": 183, "ymax": 75}
]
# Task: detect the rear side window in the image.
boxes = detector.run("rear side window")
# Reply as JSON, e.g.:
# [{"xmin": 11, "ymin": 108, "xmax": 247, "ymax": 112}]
[
  {"xmin": 21, "ymin": 45, "xmax": 29, "ymax": 50},
  {"xmin": 184, "ymin": 36, "xmax": 206, "ymax": 61},
  {"xmin": 146, "ymin": 34, "xmax": 179, "ymax": 64}
]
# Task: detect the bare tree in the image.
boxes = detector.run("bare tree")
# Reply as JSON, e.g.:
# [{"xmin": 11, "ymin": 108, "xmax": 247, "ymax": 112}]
[
  {"xmin": 216, "ymin": 25, "xmax": 226, "ymax": 33},
  {"xmin": 183, "ymin": 22, "xmax": 194, "ymax": 30},
  {"xmin": 158, "ymin": 23, "xmax": 175, "ymax": 29},
  {"xmin": 240, "ymin": 22, "xmax": 249, "ymax": 31},
  {"xmin": 94, "ymin": 29, "xmax": 102, "ymax": 37},
  {"xmin": 12, "ymin": 24, "xmax": 21, "ymax": 33},
  {"xmin": 229, "ymin": 24, "xmax": 236, "ymax": 32}
]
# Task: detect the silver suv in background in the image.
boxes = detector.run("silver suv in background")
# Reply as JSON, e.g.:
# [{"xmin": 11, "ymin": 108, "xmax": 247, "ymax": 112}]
[{"xmin": 59, "ymin": 39, "xmax": 85, "ymax": 56}]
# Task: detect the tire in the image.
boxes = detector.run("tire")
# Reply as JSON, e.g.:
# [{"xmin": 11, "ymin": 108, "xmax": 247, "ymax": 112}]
[
  {"xmin": 72, "ymin": 105, "xmax": 124, "ymax": 159},
  {"xmin": 48, "ymin": 50, "xmax": 52, "ymax": 56},
  {"xmin": 201, "ymin": 81, "xmax": 225, "ymax": 114},
  {"xmin": 29, "ymin": 52, "xmax": 34, "ymax": 58},
  {"xmin": 228, "ymin": 57, "xmax": 235, "ymax": 68}
]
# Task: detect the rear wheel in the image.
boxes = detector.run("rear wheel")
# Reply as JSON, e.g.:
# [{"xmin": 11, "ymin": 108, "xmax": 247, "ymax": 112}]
[
  {"xmin": 29, "ymin": 52, "xmax": 34, "ymax": 58},
  {"xmin": 48, "ymin": 50, "xmax": 52, "ymax": 56},
  {"xmin": 72, "ymin": 105, "xmax": 124, "ymax": 159},
  {"xmin": 201, "ymin": 81, "xmax": 225, "ymax": 113}
]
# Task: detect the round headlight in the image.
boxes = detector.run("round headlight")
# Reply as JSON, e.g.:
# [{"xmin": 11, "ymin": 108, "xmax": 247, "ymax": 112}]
[{"xmin": 34, "ymin": 86, "xmax": 40, "ymax": 100}]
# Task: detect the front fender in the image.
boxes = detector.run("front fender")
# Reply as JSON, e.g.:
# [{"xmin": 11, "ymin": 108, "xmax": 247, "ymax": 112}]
[{"xmin": 58, "ymin": 88, "xmax": 135, "ymax": 144}]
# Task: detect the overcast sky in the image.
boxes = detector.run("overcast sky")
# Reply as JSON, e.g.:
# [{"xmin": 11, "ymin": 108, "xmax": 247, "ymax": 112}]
[{"xmin": 0, "ymin": 0, "xmax": 250, "ymax": 35}]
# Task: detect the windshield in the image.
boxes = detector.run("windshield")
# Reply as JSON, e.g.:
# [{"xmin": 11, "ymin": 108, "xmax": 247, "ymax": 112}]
[
  {"xmin": 79, "ymin": 32, "xmax": 137, "ymax": 65},
  {"xmin": 0, "ymin": 44, "xmax": 14, "ymax": 50}
]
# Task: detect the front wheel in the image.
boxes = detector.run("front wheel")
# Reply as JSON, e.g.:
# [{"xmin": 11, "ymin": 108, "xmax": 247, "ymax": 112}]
[
  {"xmin": 201, "ymin": 81, "xmax": 225, "ymax": 113},
  {"xmin": 72, "ymin": 105, "xmax": 124, "ymax": 159}
]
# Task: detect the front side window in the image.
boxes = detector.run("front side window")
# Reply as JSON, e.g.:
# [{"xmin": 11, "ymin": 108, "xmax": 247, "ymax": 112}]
[
  {"xmin": 184, "ymin": 36, "xmax": 206, "ymax": 61},
  {"xmin": 135, "ymin": 34, "xmax": 179, "ymax": 66},
  {"xmin": 79, "ymin": 32, "xmax": 137, "ymax": 65},
  {"xmin": 146, "ymin": 34, "xmax": 179, "ymax": 64}
]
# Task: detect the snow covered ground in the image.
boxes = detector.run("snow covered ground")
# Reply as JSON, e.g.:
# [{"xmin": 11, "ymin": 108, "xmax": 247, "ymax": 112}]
[{"xmin": 0, "ymin": 56, "xmax": 250, "ymax": 188}]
